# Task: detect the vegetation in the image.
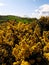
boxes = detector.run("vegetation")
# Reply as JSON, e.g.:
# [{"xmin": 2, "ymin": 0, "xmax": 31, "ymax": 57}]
[
  {"xmin": 0, "ymin": 15, "xmax": 37, "ymax": 23},
  {"xmin": 0, "ymin": 16, "xmax": 49, "ymax": 65}
]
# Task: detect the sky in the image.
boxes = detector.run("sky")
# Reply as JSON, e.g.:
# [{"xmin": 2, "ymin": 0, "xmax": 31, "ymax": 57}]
[{"xmin": 0, "ymin": 0, "xmax": 49, "ymax": 18}]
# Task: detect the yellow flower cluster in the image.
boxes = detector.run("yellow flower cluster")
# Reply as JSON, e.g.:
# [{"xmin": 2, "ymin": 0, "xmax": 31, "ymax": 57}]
[{"xmin": 0, "ymin": 17, "xmax": 49, "ymax": 65}]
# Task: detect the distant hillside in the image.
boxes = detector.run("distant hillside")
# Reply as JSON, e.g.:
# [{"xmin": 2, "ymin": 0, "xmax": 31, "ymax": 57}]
[{"xmin": 0, "ymin": 15, "xmax": 37, "ymax": 23}]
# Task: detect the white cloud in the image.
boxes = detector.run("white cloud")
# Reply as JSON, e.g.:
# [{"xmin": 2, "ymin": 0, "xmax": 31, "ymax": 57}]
[
  {"xmin": 0, "ymin": 3, "xmax": 5, "ymax": 6},
  {"xmin": 33, "ymin": 0, "xmax": 39, "ymax": 2},
  {"xmin": 32, "ymin": 4, "xmax": 49, "ymax": 18}
]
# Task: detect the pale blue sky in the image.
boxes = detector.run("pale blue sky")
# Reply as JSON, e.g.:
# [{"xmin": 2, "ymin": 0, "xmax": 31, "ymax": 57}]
[{"xmin": 0, "ymin": 0, "xmax": 49, "ymax": 18}]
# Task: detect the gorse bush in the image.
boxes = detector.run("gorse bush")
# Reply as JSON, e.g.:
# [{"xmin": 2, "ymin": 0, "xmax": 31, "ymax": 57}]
[{"xmin": 0, "ymin": 16, "xmax": 49, "ymax": 65}]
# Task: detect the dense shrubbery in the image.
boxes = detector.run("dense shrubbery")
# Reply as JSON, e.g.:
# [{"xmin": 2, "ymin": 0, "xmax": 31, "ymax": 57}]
[{"xmin": 0, "ymin": 16, "xmax": 49, "ymax": 65}]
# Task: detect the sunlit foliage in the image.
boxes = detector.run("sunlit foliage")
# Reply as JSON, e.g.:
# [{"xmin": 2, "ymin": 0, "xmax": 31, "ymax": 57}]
[{"xmin": 0, "ymin": 16, "xmax": 49, "ymax": 65}]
